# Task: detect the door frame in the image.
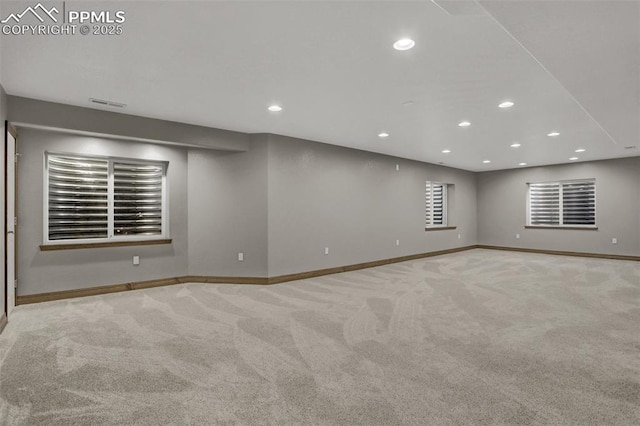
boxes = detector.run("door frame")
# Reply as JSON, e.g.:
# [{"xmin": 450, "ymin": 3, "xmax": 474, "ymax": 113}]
[{"xmin": 4, "ymin": 121, "xmax": 18, "ymax": 317}]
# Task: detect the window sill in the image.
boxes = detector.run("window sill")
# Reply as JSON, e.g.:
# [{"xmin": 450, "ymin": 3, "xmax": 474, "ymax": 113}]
[
  {"xmin": 40, "ymin": 239, "xmax": 172, "ymax": 251},
  {"xmin": 425, "ymin": 226, "xmax": 457, "ymax": 231},
  {"xmin": 524, "ymin": 226, "xmax": 598, "ymax": 231}
]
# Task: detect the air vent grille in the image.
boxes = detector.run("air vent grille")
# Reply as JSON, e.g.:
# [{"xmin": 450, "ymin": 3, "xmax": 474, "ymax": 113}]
[{"xmin": 89, "ymin": 98, "xmax": 127, "ymax": 108}]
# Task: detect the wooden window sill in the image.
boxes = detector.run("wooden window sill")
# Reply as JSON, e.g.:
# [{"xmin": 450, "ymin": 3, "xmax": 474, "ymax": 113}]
[
  {"xmin": 524, "ymin": 226, "xmax": 598, "ymax": 231},
  {"xmin": 40, "ymin": 239, "xmax": 172, "ymax": 251},
  {"xmin": 425, "ymin": 226, "xmax": 457, "ymax": 231}
]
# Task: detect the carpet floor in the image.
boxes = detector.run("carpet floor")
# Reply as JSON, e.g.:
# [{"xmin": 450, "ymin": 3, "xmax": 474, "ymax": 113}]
[{"xmin": 0, "ymin": 249, "xmax": 638, "ymax": 425}]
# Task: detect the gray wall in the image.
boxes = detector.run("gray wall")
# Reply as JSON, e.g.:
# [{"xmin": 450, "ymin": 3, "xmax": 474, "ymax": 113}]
[
  {"xmin": 0, "ymin": 86, "xmax": 7, "ymax": 309},
  {"xmin": 17, "ymin": 128, "xmax": 189, "ymax": 296},
  {"xmin": 267, "ymin": 135, "xmax": 478, "ymax": 276},
  {"xmin": 477, "ymin": 157, "xmax": 640, "ymax": 256},
  {"xmin": 11, "ymin": 95, "xmax": 637, "ymax": 299},
  {"xmin": 187, "ymin": 134, "xmax": 269, "ymax": 277},
  {"xmin": 8, "ymin": 96, "xmax": 249, "ymax": 152}
]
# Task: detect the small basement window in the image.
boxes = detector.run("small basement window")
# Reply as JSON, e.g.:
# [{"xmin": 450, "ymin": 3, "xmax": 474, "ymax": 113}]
[
  {"xmin": 44, "ymin": 153, "xmax": 169, "ymax": 245},
  {"xmin": 527, "ymin": 179, "xmax": 596, "ymax": 228},
  {"xmin": 425, "ymin": 181, "xmax": 448, "ymax": 228}
]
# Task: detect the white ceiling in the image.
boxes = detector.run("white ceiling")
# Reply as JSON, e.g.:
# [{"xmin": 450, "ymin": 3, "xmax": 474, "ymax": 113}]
[{"xmin": 1, "ymin": 0, "xmax": 638, "ymax": 171}]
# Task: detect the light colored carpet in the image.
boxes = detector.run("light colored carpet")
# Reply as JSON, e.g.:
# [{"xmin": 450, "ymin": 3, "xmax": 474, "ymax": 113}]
[{"xmin": 0, "ymin": 249, "xmax": 638, "ymax": 425}]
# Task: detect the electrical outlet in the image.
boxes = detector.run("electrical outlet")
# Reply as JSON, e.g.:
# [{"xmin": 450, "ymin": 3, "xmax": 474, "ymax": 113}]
[
  {"xmin": 612, "ymin": 238, "xmax": 617, "ymax": 245},
  {"xmin": 238, "ymin": 252, "xmax": 244, "ymax": 261},
  {"xmin": 516, "ymin": 234, "xmax": 520, "ymax": 239},
  {"xmin": 133, "ymin": 255, "xmax": 140, "ymax": 265},
  {"xmin": 324, "ymin": 247, "xmax": 329, "ymax": 255},
  {"xmin": 396, "ymin": 239, "xmax": 400, "ymax": 246},
  {"xmin": 457, "ymin": 233, "xmax": 461, "ymax": 239},
  {"xmin": 395, "ymin": 164, "xmax": 400, "ymax": 171}
]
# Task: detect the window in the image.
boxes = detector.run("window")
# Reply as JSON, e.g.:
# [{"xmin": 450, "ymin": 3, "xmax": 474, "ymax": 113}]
[
  {"xmin": 527, "ymin": 179, "xmax": 595, "ymax": 227},
  {"xmin": 45, "ymin": 153, "xmax": 168, "ymax": 244},
  {"xmin": 425, "ymin": 181, "xmax": 447, "ymax": 227}
]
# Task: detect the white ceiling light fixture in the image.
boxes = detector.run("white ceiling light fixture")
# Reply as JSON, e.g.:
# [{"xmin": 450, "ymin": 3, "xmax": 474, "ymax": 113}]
[
  {"xmin": 498, "ymin": 100, "xmax": 514, "ymax": 108},
  {"xmin": 393, "ymin": 38, "xmax": 415, "ymax": 51},
  {"xmin": 268, "ymin": 105, "xmax": 282, "ymax": 112},
  {"xmin": 547, "ymin": 131, "xmax": 560, "ymax": 137},
  {"xmin": 519, "ymin": 162, "xmax": 527, "ymax": 166},
  {"xmin": 378, "ymin": 132, "xmax": 389, "ymax": 138},
  {"xmin": 442, "ymin": 149, "xmax": 451, "ymax": 154},
  {"xmin": 482, "ymin": 160, "xmax": 491, "ymax": 164},
  {"xmin": 575, "ymin": 148, "xmax": 586, "ymax": 153},
  {"xmin": 458, "ymin": 121, "xmax": 471, "ymax": 127},
  {"xmin": 569, "ymin": 157, "xmax": 579, "ymax": 161},
  {"xmin": 510, "ymin": 143, "xmax": 521, "ymax": 148}
]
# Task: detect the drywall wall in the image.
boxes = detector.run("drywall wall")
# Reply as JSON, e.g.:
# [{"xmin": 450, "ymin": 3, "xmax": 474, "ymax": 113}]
[
  {"xmin": 0, "ymin": 1, "xmax": 2, "ymax": 86},
  {"xmin": 187, "ymin": 134, "xmax": 269, "ymax": 277},
  {"xmin": 0, "ymin": 85, "xmax": 7, "ymax": 311},
  {"xmin": 267, "ymin": 135, "xmax": 478, "ymax": 276},
  {"xmin": 477, "ymin": 157, "xmax": 640, "ymax": 255},
  {"xmin": 8, "ymin": 96, "xmax": 249, "ymax": 152},
  {"xmin": 16, "ymin": 128, "xmax": 189, "ymax": 295}
]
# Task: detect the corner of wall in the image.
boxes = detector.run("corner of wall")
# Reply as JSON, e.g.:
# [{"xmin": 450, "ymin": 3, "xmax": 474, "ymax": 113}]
[
  {"xmin": 473, "ymin": 170, "xmax": 480, "ymax": 246},
  {"xmin": 0, "ymin": 84, "xmax": 7, "ymax": 314},
  {"xmin": 186, "ymin": 135, "xmax": 270, "ymax": 278},
  {"xmin": 265, "ymin": 134, "xmax": 272, "ymax": 277}
]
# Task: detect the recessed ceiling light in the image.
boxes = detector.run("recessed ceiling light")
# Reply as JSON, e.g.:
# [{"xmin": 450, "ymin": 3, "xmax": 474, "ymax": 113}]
[
  {"xmin": 393, "ymin": 38, "xmax": 415, "ymax": 51},
  {"xmin": 498, "ymin": 101, "xmax": 514, "ymax": 108},
  {"xmin": 442, "ymin": 149, "xmax": 451, "ymax": 154},
  {"xmin": 458, "ymin": 121, "xmax": 471, "ymax": 127},
  {"xmin": 547, "ymin": 131, "xmax": 560, "ymax": 137},
  {"xmin": 575, "ymin": 148, "xmax": 586, "ymax": 153},
  {"xmin": 483, "ymin": 160, "xmax": 491, "ymax": 164},
  {"xmin": 268, "ymin": 105, "xmax": 282, "ymax": 112},
  {"xmin": 378, "ymin": 132, "xmax": 389, "ymax": 138},
  {"xmin": 569, "ymin": 157, "xmax": 579, "ymax": 161},
  {"xmin": 519, "ymin": 162, "xmax": 527, "ymax": 166},
  {"xmin": 510, "ymin": 143, "xmax": 521, "ymax": 148}
]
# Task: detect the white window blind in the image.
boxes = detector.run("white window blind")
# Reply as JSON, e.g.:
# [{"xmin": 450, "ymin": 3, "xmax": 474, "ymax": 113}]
[
  {"xmin": 528, "ymin": 179, "xmax": 595, "ymax": 227},
  {"xmin": 45, "ymin": 153, "xmax": 167, "ymax": 243},
  {"xmin": 114, "ymin": 162, "xmax": 164, "ymax": 237},
  {"xmin": 426, "ymin": 181, "xmax": 447, "ymax": 227},
  {"xmin": 47, "ymin": 155, "xmax": 109, "ymax": 241}
]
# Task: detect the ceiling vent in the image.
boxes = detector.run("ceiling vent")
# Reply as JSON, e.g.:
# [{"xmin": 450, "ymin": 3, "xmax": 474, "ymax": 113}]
[
  {"xmin": 89, "ymin": 98, "xmax": 126, "ymax": 108},
  {"xmin": 431, "ymin": 0, "xmax": 487, "ymax": 16}
]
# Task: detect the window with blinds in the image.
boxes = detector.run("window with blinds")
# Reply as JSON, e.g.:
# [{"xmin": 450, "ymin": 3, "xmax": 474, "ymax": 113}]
[
  {"xmin": 426, "ymin": 181, "xmax": 447, "ymax": 227},
  {"xmin": 114, "ymin": 162, "xmax": 164, "ymax": 236},
  {"xmin": 528, "ymin": 179, "xmax": 595, "ymax": 227},
  {"xmin": 45, "ymin": 153, "xmax": 167, "ymax": 243},
  {"xmin": 47, "ymin": 155, "xmax": 109, "ymax": 241}
]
